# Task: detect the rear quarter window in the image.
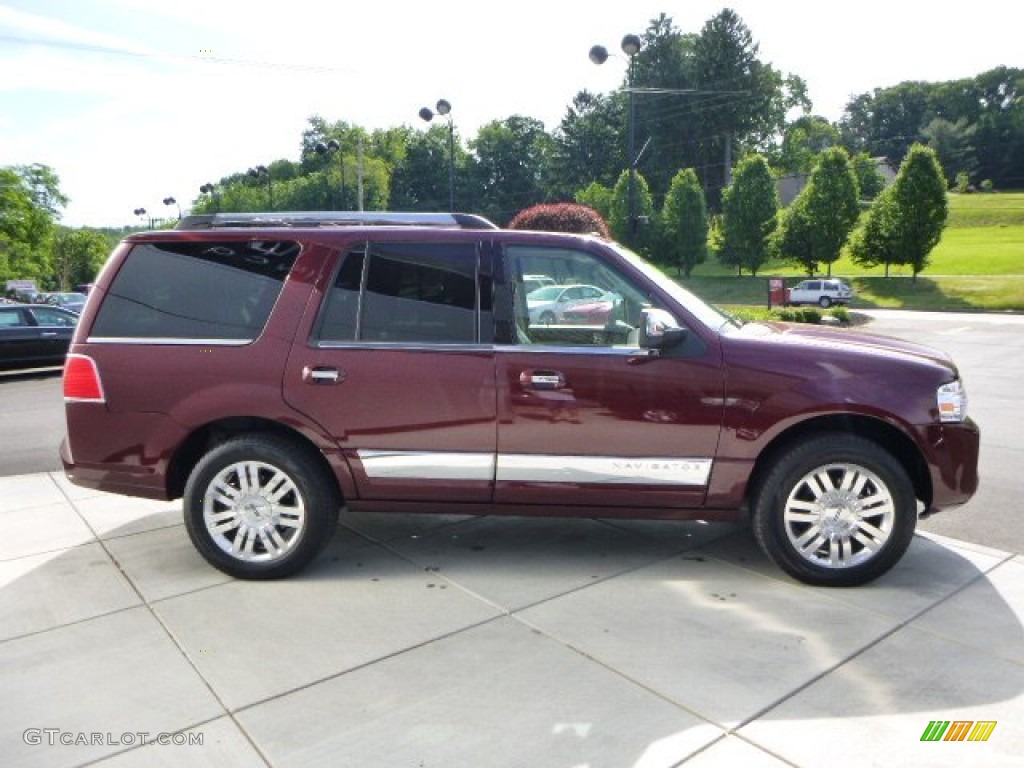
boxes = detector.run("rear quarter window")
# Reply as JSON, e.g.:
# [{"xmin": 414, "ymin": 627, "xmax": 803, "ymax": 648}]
[{"xmin": 90, "ymin": 240, "xmax": 299, "ymax": 342}]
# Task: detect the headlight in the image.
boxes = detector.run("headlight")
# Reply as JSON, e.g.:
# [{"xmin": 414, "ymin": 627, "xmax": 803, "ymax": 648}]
[{"xmin": 937, "ymin": 379, "xmax": 968, "ymax": 422}]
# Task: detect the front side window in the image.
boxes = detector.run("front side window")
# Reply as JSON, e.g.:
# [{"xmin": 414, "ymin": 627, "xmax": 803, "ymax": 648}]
[
  {"xmin": 504, "ymin": 245, "xmax": 664, "ymax": 348},
  {"xmin": 317, "ymin": 242, "xmax": 483, "ymax": 344},
  {"xmin": 91, "ymin": 240, "xmax": 299, "ymax": 342}
]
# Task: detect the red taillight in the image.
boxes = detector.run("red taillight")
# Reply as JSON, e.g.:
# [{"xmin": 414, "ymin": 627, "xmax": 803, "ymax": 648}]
[{"xmin": 64, "ymin": 354, "xmax": 105, "ymax": 402}]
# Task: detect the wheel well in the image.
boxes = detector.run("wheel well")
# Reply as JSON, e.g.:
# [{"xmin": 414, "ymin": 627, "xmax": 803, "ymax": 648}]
[
  {"xmin": 746, "ymin": 414, "xmax": 932, "ymax": 511},
  {"xmin": 165, "ymin": 417, "xmax": 341, "ymax": 503}
]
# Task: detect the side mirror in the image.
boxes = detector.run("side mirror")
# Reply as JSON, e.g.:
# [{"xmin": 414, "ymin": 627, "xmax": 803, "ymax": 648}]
[{"xmin": 639, "ymin": 307, "xmax": 686, "ymax": 350}]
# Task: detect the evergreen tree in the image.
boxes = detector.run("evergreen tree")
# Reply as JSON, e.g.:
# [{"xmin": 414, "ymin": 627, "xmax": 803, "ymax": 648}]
[
  {"xmin": 720, "ymin": 154, "xmax": 778, "ymax": 276},
  {"xmin": 660, "ymin": 168, "xmax": 708, "ymax": 277}
]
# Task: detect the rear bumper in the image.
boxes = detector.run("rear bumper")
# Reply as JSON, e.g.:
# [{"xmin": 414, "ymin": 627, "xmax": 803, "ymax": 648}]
[{"xmin": 60, "ymin": 436, "xmax": 173, "ymax": 501}]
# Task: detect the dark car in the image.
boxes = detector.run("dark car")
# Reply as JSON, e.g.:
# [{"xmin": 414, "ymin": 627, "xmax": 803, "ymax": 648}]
[
  {"xmin": 60, "ymin": 211, "xmax": 979, "ymax": 586},
  {"xmin": 0, "ymin": 304, "xmax": 79, "ymax": 370}
]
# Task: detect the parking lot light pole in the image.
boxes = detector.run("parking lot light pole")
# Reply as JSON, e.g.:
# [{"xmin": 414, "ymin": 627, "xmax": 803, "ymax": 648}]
[
  {"xmin": 162, "ymin": 196, "xmax": 181, "ymax": 221},
  {"xmin": 419, "ymin": 99, "xmax": 456, "ymax": 211},
  {"xmin": 590, "ymin": 33, "xmax": 642, "ymax": 234},
  {"xmin": 314, "ymin": 139, "xmax": 344, "ymax": 210},
  {"xmin": 132, "ymin": 207, "xmax": 153, "ymax": 229}
]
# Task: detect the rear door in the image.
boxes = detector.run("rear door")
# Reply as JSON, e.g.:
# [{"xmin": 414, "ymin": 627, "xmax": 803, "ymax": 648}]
[
  {"xmin": 284, "ymin": 239, "xmax": 497, "ymax": 503},
  {"xmin": 0, "ymin": 307, "xmax": 40, "ymax": 366}
]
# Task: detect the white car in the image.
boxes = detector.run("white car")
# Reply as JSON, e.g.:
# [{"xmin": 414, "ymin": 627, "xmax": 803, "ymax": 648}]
[
  {"xmin": 527, "ymin": 284, "xmax": 606, "ymax": 324},
  {"xmin": 787, "ymin": 279, "xmax": 853, "ymax": 308}
]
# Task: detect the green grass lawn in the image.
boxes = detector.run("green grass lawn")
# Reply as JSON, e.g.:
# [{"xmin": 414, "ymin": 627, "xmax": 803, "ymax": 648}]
[
  {"xmin": 946, "ymin": 192, "xmax": 1024, "ymax": 227},
  {"xmin": 680, "ymin": 191, "xmax": 1024, "ymax": 311}
]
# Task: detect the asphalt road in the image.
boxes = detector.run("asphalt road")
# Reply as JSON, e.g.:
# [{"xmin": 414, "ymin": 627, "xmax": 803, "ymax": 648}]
[
  {"xmin": 856, "ymin": 309, "xmax": 1024, "ymax": 555},
  {"xmin": 1, "ymin": 309, "xmax": 1021, "ymax": 553},
  {"xmin": 0, "ymin": 368, "xmax": 64, "ymax": 476}
]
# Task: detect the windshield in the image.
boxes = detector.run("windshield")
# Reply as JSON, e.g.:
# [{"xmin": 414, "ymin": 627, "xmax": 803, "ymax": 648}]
[{"xmin": 605, "ymin": 241, "xmax": 741, "ymax": 332}]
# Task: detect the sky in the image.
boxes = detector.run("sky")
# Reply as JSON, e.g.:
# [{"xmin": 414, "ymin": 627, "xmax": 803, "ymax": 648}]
[{"xmin": 1, "ymin": 0, "xmax": 1020, "ymax": 228}]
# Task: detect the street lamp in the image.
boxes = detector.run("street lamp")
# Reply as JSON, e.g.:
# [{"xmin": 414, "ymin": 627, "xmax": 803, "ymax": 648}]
[
  {"xmin": 199, "ymin": 182, "xmax": 220, "ymax": 212},
  {"xmin": 132, "ymin": 207, "xmax": 153, "ymax": 229},
  {"xmin": 162, "ymin": 196, "xmax": 181, "ymax": 220},
  {"xmin": 590, "ymin": 33, "xmax": 643, "ymax": 234},
  {"xmin": 314, "ymin": 139, "xmax": 344, "ymax": 210},
  {"xmin": 247, "ymin": 165, "xmax": 273, "ymax": 211},
  {"xmin": 419, "ymin": 98, "xmax": 455, "ymax": 211}
]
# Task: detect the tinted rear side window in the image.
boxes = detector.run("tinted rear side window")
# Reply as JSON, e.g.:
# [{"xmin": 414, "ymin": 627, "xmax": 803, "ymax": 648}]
[
  {"xmin": 317, "ymin": 242, "xmax": 480, "ymax": 344},
  {"xmin": 91, "ymin": 241, "xmax": 299, "ymax": 342}
]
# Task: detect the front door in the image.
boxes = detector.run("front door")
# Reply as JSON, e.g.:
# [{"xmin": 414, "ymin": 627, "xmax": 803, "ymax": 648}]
[
  {"xmin": 494, "ymin": 243, "xmax": 725, "ymax": 511},
  {"xmin": 284, "ymin": 240, "xmax": 497, "ymax": 503}
]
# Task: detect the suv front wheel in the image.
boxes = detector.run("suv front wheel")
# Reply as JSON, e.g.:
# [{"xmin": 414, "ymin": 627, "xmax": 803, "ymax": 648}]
[
  {"xmin": 183, "ymin": 435, "xmax": 339, "ymax": 579},
  {"xmin": 752, "ymin": 434, "xmax": 917, "ymax": 587}
]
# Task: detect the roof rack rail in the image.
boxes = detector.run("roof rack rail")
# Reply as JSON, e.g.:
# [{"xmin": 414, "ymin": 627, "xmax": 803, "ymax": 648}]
[{"xmin": 176, "ymin": 211, "xmax": 498, "ymax": 231}]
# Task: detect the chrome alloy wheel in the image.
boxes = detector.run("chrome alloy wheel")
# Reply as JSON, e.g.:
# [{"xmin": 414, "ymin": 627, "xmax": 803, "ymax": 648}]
[
  {"xmin": 782, "ymin": 462, "xmax": 896, "ymax": 570},
  {"xmin": 203, "ymin": 460, "xmax": 306, "ymax": 562}
]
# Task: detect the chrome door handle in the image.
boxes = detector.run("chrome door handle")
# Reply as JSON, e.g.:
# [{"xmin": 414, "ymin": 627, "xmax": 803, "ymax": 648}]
[
  {"xmin": 303, "ymin": 365, "xmax": 344, "ymax": 384},
  {"xmin": 519, "ymin": 370, "xmax": 565, "ymax": 390}
]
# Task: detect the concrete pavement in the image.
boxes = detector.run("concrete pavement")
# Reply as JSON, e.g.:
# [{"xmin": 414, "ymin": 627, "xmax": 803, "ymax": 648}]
[{"xmin": 1, "ymin": 471, "xmax": 1022, "ymax": 767}]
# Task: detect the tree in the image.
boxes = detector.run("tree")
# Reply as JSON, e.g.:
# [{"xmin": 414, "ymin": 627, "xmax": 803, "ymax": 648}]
[
  {"xmin": 660, "ymin": 168, "xmax": 707, "ymax": 277},
  {"xmin": 575, "ymin": 182, "xmax": 613, "ymax": 221},
  {"xmin": 848, "ymin": 185, "xmax": 900, "ymax": 276},
  {"xmin": 608, "ymin": 170, "xmax": 655, "ymax": 255},
  {"xmin": 776, "ymin": 115, "xmax": 840, "ymax": 174},
  {"xmin": 52, "ymin": 228, "xmax": 110, "ymax": 290},
  {"xmin": 889, "ymin": 144, "xmax": 949, "ymax": 278},
  {"xmin": 850, "ymin": 152, "xmax": 886, "ymax": 200},
  {"xmin": 772, "ymin": 196, "xmax": 816, "ymax": 275},
  {"xmin": 839, "ymin": 68, "xmax": 1024, "ymax": 190},
  {"xmin": 922, "ymin": 117, "xmax": 977, "ymax": 187},
  {"xmin": 623, "ymin": 11, "xmax": 807, "ymax": 208},
  {"xmin": 719, "ymin": 154, "xmax": 778, "ymax": 276},
  {"xmin": 466, "ymin": 116, "xmax": 552, "ymax": 225},
  {"xmin": 549, "ymin": 91, "xmax": 625, "ymax": 199},
  {"xmin": 692, "ymin": 9, "xmax": 808, "ymax": 202},
  {"xmin": 1, "ymin": 164, "xmax": 66, "ymax": 284},
  {"xmin": 849, "ymin": 144, "xmax": 947, "ymax": 279},
  {"xmin": 507, "ymin": 203, "xmax": 611, "ymax": 238},
  {"xmin": 391, "ymin": 125, "xmax": 458, "ymax": 211},
  {"xmin": 839, "ymin": 81, "xmax": 933, "ymax": 164},
  {"xmin": 781, "ymin": 147, "xmax": 860, "ymax": 276}
]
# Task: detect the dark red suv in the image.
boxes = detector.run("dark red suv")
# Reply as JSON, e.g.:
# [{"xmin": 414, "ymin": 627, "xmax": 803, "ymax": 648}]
[{"xmin": 61, "ymin": 212, "xmax": 979, "ymax": 586}]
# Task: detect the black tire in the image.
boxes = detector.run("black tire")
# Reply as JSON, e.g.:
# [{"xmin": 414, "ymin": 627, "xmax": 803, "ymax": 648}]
[
  {"xmin": 183, "ymin": 435, "xmax": 339, "ymax": 579},
  {"xmin": 539, "ymin": 310, "xmax": 556, "ymax": 324},
  {"xmin": 751, "ymin": 434, "xmax": 916, "ymax": 587},
  {"xmin": 818, "ymin": 296, "xmax": 833, "ymax": 308}
]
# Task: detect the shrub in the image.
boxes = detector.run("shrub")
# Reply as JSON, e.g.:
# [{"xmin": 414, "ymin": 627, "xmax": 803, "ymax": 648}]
[
  {"xmin": 507, "ymin": 203, "xmax": 611, "ymax": 238},
  {"xmin": 830, "ymin": 306, "xmax": 850, "ymax": 324},
  {"xmin": 980, "ymin": 179, "xmax": 994, "ymax": 193}
]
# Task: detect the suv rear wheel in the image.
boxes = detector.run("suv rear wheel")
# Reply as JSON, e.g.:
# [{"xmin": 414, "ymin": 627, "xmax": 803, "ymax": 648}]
[
  {"xmin": 818, "ymin": 296, "xmax": 833, "ymax": 308},
  {"xmin": 183, "ymin": 435, "xmax": 339, "ymax": 579},
  {"xmin": 752, "ymin": 434, "xmax": 916, "ymax": 586}
]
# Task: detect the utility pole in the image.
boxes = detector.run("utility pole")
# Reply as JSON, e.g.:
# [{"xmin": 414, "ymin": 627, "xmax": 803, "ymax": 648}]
[{"xmin": 357, "ymin": 137, "xmax": 364, "ymax": 211}]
